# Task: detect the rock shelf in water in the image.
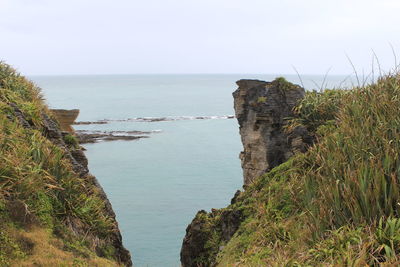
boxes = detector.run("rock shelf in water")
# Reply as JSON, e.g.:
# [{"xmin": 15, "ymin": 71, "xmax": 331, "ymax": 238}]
[
  {"xmin": 73, "ymin": 115, "xmax": 235, "ymax": 124},
  {"xmin": 75, "ymin": 130, "xmax": 155, "ymax": 144}
]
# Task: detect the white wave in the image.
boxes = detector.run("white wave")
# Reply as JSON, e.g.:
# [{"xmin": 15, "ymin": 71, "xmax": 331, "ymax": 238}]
[
  {"xmin": 75, "ymin": 115, "xmax": 235, "ymax": 124},
  {"xmin": 124, "ymin": 115, "xmax": 235, "ymax": 122}
]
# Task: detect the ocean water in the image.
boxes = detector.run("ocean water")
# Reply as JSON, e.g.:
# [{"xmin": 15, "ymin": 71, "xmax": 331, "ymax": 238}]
[{"xmin": 31, "ymin": 74, "xmax": 350, "ymax": 267}]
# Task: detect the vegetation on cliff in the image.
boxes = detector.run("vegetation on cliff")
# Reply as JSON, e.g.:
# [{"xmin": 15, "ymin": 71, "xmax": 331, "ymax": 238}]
[
  {"xmin": 182, "ymin": 75, "xmax": 400, "ymax": 266},
  {"xmin": 0, "ymin": 63, "xmax": 131, "ymax": 266}
]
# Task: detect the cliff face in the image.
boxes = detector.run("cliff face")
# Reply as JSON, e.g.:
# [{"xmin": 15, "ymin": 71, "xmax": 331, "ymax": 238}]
[
  {"xmin": 50, "ymin": 109, "xmax": 79, "ymax": 132},
  {"xmin": 182, "ymin": 74, "xmax": 400, "ymax": 266},
  {"xmin": 181, "ymin": 77, "xmax": 311, "ymax": 267},
  {"xmin": 0, "ymin": 63, "xmax": 132, "ymax": 266},
  {"xmin": 233, "ymin": 78, "xmax": 311, "ymax": 184},
  {"xmin": 42, "ymin": 111, "xmax": 132, "ymax": 266}
]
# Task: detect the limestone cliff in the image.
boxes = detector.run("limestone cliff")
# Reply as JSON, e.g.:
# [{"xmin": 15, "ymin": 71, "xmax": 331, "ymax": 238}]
[
  {"xmin": 51, "ymin": 109, "xmax": 79, "ymax": 132},
  {"xmin": 233, "ymin": 78, "xmax": 311, "ymax": 184},
  {"xmin": 182, "ymin": 73, "xmax": 400, "ymax": 266},
  {"xmin": 180, "ymin": 77, "xmax": 312, "ymax": 267}
]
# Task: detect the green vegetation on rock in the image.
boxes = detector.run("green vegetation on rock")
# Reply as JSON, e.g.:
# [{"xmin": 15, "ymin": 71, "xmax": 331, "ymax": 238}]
[
  {"xmin": 0, "ymin": 63, "xmax": 130, "ymax": 266},
  {"xmin": 185, "ymin": 74, "xmax": 400, "ymax": 266},
  {"xmin": 63, "ymin": 133, "xmax": 79, "ymax": 148},
  {"xmin": 272, "ymin": 76, "xmax": 301, "ymax": 91}
]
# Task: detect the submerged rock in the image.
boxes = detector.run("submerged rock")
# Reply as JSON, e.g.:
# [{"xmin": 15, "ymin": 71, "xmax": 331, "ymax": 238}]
[
  {"xmin": 73, "ymin": 121, "xmax": 108, "ymax": 125},
  {"xmin": 73, "ymin": 115, "xmax": 235, "ymax": 124},
  {"xmin": 75, "ymin": 130, "xmax": 149, "ymax": 144}
]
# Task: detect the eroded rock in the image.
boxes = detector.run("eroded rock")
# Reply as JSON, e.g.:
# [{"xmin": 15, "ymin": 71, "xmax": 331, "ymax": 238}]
[
  {"xmin": 180, "ymin": 78, "xmax": 314, "ymax": 267},
  {"xmin": 50, "ymin": 109, "xmax": 79, "ymax": 132},
  {"xmin": 233, "ymin": 78, "xmax": 309, "ymax": 184}
]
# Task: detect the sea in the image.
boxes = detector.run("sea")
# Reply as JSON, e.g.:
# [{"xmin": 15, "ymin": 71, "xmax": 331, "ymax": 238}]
[{"xmin": 31, "ymin": 74, "xmax": 351, "ymax": 267}]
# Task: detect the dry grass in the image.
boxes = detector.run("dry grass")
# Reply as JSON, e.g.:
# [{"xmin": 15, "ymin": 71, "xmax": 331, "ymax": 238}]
[
  {"xmin": 0, "ymin": 63, "xmax": 125, "ymax": 264},
  {"xmin": 8, "ymin": 227, "xmax": 119, "ymax": 267}
]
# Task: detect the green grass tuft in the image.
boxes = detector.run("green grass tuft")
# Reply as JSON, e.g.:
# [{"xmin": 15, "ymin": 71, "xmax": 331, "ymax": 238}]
[{"xmin": 63, "ymin": 134, "xmax": 79, "ymax": 147}]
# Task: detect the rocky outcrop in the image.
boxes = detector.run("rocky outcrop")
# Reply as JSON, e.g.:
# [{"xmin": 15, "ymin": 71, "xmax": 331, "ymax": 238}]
[
  {"xmin": 181, "ymin": 207, "xmax": 244, "ymax": 267},
  {"xmin": 51, "ymin": 109, "xmax": 79, "ymax": 132},
  {"xmin": 181, "ymin": 78, "xmax": 314, "ymax": 267},
  {"xmin": 233, "ymin": 78, "xmax": 312, "ymax": 184}
]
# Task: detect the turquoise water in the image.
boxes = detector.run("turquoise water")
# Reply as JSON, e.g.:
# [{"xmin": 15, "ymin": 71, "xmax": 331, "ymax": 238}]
[{"xmin": 31, "ymin": 74, "xmax": 349, "ymax": 266}]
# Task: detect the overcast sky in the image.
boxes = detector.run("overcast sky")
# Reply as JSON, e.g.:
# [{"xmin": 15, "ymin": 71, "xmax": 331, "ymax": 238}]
[{"xmin": 0, "ymin": 0, "xmax": 399, "ymax": 75}]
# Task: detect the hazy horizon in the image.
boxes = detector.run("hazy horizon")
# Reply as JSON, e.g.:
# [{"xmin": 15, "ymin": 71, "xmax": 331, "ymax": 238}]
[{"xmin": 28, "ymin": 72, "xmax": 355, "ymax": 76}]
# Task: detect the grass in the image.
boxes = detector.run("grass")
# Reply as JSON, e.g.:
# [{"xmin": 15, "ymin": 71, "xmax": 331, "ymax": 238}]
[
  {"xmin": 8, "ymin": 227, "xmax": 119, "ymax": 267},
  {"xmin": 63, "ymin": 134, "xmax": 79, "ymax": 147},
  {"xmin": 302, "ymin": 75, "xmax": 400, "ymax": 230},
  {"xmin": 272, "ymin": 76, "xmax": 301, "ymax": 91},
  {"xmin": 0, "ymin": 62, "xmax": 124, "ymax": 265},
  {"xmin": 286, "ymin": 88, "xmax": 347, "ymax": 133},
  {"xmin": 189, "ymin": 73, "xmax": 400, "ymax": 266}
]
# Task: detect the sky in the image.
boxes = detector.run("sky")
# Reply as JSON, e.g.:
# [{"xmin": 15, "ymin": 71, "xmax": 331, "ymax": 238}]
[{"xmin": 0, "ymin": 0, "xmax": 399, "ymax": 75}]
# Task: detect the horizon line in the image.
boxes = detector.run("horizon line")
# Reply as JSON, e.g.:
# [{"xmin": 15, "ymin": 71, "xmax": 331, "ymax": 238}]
[{"xmin": 27, "ymin": 72, "xmax": 355, "ymax": 77}]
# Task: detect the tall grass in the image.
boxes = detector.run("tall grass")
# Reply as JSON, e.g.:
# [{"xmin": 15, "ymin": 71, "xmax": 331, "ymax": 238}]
[
  {"xmin": 0, "ymin": 62, "xmax": 120, "ymax": 264},
  {"xmin": 287, "ymin": 88, "xmax": 347, "ymax": 133},
  {"xmin": 195, "ymin": 73, "xmax": 400, "ymax": 266},
  {"xmin": 301, "ymin": 74, "xmax": 400, "ymax": 231}
]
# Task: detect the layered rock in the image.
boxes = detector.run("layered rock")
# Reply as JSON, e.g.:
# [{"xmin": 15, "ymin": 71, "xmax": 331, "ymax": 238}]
[
  {"xmin": 181, "ymin": 78, "xmax": 313, "ymax": 267},
  {"xmin": 51, "ymin": 109, "xmax": 79, "ymax": 132},
  {"xmin": 233, "ymin": 78, "xmax": 311, "ymax": 184}
]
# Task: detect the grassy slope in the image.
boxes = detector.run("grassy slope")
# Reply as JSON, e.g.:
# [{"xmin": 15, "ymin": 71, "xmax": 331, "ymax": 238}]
[
  {"xmin": 0, "ymin": 63, "xmax": 123, "ymax": 266},
  {"xmin": 192, "ymin": 74, "xmax": 400, "ymax": 266}
]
